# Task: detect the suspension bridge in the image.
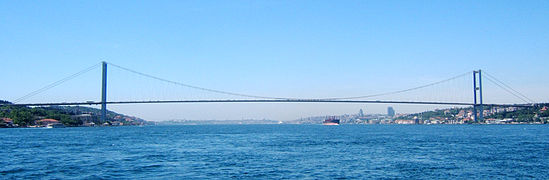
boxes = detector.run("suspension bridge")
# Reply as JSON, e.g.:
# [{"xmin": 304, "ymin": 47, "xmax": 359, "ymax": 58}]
[{"xmin": 2, "ymin": 62, "xmax": 537, "ymax": 123}]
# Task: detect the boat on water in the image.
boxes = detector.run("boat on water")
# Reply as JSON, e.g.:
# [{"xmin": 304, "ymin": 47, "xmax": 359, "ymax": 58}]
[
  {"xmin": 46, "ymin": 123, "xmax": 66, "ymax": 128},
  {"xmin": 323, "ymin": 117, "xmax": 340, "ymax": 125}
]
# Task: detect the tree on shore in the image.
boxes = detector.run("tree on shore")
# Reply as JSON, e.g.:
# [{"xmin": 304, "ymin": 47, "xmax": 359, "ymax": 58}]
[{"xmin": 10, "ymin": 108, "xmax": 34, "ymax": 126}]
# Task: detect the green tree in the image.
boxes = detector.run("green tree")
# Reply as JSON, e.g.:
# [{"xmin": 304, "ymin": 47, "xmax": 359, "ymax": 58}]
[
  {"xmin": 10, "ymin": 109, "xmax": 34, "ymax": 126},
  {"xmin": 59, "ymin": 114, "xmax": 81, "ymax": 126}
]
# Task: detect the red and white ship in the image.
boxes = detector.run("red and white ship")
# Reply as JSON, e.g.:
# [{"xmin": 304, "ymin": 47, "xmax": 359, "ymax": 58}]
[{"xmin": 323, "ymin": 117, "xmax": 340, "ymax": 125}]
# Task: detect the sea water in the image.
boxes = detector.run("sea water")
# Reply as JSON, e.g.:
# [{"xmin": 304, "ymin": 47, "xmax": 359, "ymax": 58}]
[{"xmin": 1, "ymin": 125, "xmax": 548, "ymax": 179}]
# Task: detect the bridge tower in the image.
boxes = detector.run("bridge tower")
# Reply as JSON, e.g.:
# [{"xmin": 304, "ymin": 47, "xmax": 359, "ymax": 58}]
[
  {"xmin": 472, "ymin": 70, "xmax": 483, "ymax": 123},
  {"xmin": 101, "ymin": 61, "xmax": 107, "ymax": 123}
]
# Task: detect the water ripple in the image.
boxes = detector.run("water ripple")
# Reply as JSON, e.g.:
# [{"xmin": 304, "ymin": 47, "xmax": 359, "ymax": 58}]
[{"xmin": 0, "ymin": 125, "xmax": 548, "ymax": 179}]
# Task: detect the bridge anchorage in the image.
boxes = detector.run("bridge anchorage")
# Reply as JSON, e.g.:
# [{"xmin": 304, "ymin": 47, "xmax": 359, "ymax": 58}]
[{"xmin": 3, "ymin": 61, "xmax": 536, "ymax": 123}]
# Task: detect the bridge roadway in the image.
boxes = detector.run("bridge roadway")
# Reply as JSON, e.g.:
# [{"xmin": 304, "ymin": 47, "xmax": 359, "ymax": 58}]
[{"xmin": 2, "ymin": 99, "xmax": 532, "ymax": 107}]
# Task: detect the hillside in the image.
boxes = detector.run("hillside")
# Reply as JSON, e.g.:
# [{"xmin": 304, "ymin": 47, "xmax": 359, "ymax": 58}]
[
  {"xmin": 0, "ymin": 100, "xmax": 149, "ymax": 127},
  {"xmin": 399, "ymin": 103, "xmax": 549, "ymax": 124},
  {"xmin": 288, "ymin": 103, "xmax": 549, "ymax": 125}
]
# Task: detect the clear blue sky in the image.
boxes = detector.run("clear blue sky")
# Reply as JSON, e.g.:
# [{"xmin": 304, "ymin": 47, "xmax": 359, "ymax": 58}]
[{"xmin": 2, "ymin": 0, "xmax": 548, "ymax": 121}]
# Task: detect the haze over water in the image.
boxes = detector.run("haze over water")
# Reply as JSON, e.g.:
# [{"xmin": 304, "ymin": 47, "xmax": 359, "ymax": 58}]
[{"xmin": 2, "ymin": 125, "xmax": 548, "ymax": 179}]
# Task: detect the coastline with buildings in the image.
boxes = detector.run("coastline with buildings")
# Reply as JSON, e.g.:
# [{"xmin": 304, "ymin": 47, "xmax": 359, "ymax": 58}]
[
  {"xmin": 289, "ymin": 104, "xmax": 549, "ymax": 125},
  {"xmin": 3, "ymin": 98, "xmax": 548, "ymax": 127},
  {"xmin": 0, "ymin": 100, "xmax": 150, "ymax": 128}
]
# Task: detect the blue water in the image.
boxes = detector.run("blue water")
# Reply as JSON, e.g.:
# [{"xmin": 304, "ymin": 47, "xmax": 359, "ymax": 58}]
[{"xmin": 1, "ymin": 125, "xmax": 548, "ymax": 179}]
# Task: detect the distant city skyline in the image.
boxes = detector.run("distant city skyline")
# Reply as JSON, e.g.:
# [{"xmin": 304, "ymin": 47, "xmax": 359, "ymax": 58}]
[{"xmin": 2, "ymin": 1, "xmax": 549, "ymax": 121}]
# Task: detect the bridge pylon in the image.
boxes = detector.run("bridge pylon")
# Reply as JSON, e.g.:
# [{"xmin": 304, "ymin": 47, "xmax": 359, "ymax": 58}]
[
  {"xmin": 101, "ymin": 61, "xmax": 107, "ymax": 123},
  {"xmin": 472, "ymin": 70, "xmax": 483, "ymax": 123}
]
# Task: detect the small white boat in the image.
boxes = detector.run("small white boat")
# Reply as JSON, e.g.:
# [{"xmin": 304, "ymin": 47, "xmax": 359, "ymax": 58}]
[{"xmin": 46, "ymin": 123, "xmax": 66, "ymax": 128}]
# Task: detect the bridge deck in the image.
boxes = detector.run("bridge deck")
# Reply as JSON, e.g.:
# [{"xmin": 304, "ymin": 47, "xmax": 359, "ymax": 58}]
[{"xmin": 1, "ymin": 99, "xmax": 532, "ymax": 107}]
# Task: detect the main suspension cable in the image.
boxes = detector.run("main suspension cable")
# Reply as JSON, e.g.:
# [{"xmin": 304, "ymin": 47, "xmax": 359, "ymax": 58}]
[
  {"xmin": 108, "ymin": 62, "xmax": 473, "ymax": 101},
  {"xmin": 316, "ymin": 71, "xmax": 472, "ymax": 100},
  {"xmin": 107, "ymin": 62, "xmax": 290, "ymax": 100},
  {"xmin": 482, "ymin": 72, "xmax": 533, "ymax": 104},
  {"xmin": 13, "ymin": 62, "xmax": 101, "ymax": 103}
]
